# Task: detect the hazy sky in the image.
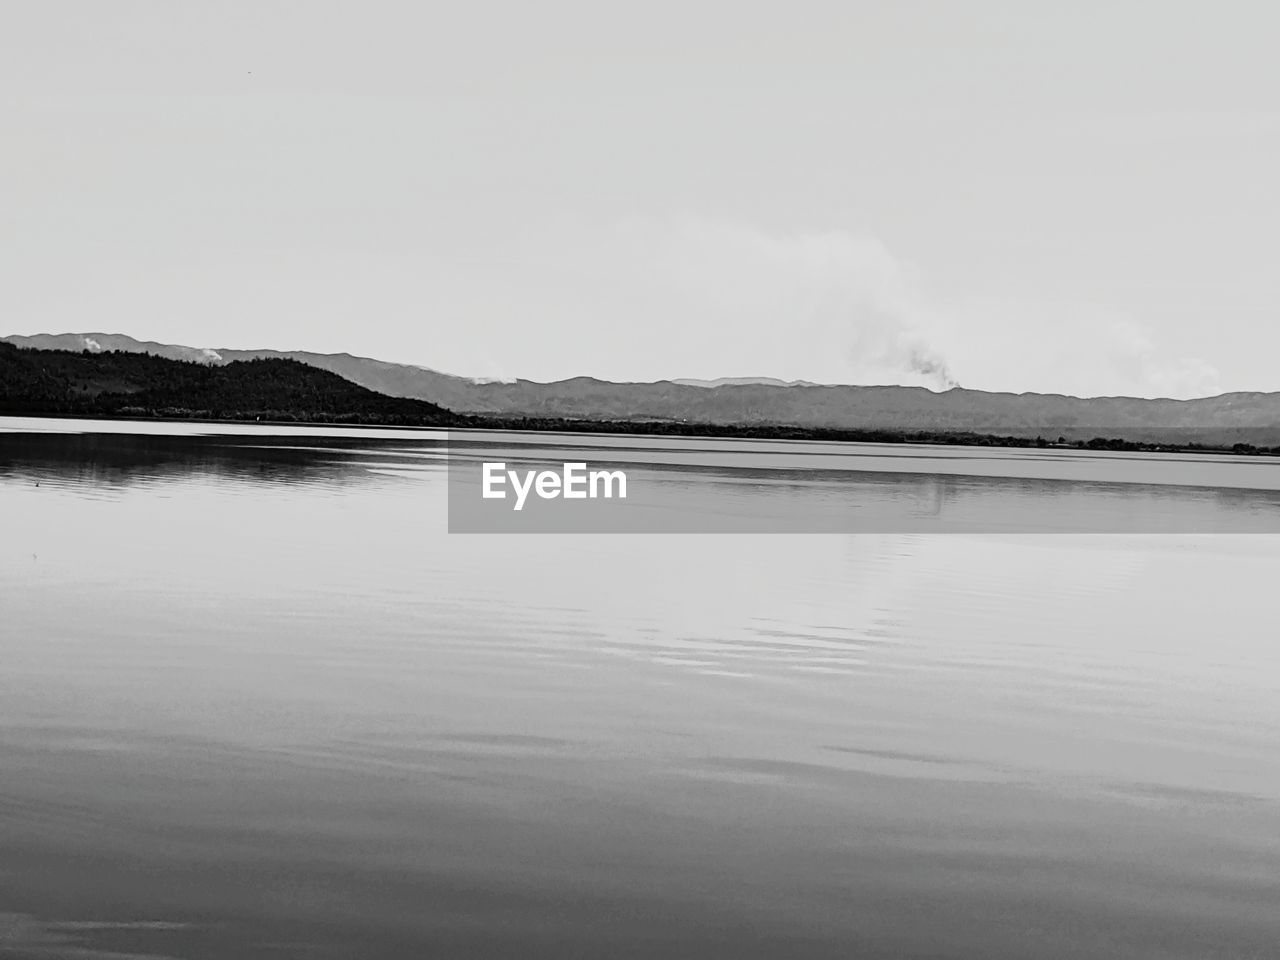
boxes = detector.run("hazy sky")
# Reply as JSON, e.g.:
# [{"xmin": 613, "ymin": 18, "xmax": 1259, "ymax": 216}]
[{"xmin": 3, "ymin": 2, "xmax": 1277, "ymax": 397}]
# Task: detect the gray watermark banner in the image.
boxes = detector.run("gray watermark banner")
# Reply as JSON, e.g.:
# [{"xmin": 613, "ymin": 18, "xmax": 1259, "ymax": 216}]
[{"xmin": 445, "ymin": 432, "xmax": 1280, "ymax": 534}]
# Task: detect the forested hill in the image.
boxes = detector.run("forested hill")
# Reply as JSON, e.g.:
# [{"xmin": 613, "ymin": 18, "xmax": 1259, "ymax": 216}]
[{"xmin": 0, "ymin": 343, "xmax": 460, "ymax": 426}]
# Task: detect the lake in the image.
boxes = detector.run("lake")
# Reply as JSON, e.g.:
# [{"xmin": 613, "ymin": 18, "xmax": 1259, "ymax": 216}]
[{"xmin": 2, "ymin": 417, "xmax": 1279, "ymax": 959}]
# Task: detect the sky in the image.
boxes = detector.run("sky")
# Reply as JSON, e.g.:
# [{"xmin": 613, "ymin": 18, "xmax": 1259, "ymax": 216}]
[{"xmin": 2, "ymin": 1, "xmax": 1277, "ymax": 397}]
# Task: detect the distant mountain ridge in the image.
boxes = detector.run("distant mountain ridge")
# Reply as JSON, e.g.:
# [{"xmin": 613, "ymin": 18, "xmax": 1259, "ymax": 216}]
[
  {"xmin": 672, "ymin": 377, "xmax": 822, "ymax": 388},
  {"xmin": 5, "ymin": 332, "xmax": 1280, "ymax": 445}
]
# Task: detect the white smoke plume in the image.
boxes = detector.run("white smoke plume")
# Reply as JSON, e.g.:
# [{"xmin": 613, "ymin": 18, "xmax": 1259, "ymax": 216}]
[
  {"xmin": 1103, "ymin": 319, "xmax": 1220, "ymax": 399},
  {"xmin": 945, "ymin": 300, "xmax": 1222, "ymax": 399},
  {"xmin": 489, "ymin": 215, "xmax": 1209, "ymax": 397},
  {"xmin": 908, "ymin": 346, "xmax": 959, "ymax": 391},
  {"xmin": 540, "ymin": 215, "xmax": 963, "ymax": 389}
]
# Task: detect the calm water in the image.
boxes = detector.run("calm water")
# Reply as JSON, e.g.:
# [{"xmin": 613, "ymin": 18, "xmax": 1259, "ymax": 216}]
[{"xmin": 2, "ymin": 418, "xmax": 1279, "ymax": 959}]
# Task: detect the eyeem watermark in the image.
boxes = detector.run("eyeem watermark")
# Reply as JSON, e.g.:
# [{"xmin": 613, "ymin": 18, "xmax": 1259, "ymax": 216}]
[{"xmin": 482, "ymin": 462, "xmax": 627, "ymax": 511}]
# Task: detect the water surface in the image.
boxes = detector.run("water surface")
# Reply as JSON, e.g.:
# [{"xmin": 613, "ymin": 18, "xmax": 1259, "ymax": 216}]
[{"xmin": 2, "ymin": 419, "xmax": 1279, "ymax": 958}]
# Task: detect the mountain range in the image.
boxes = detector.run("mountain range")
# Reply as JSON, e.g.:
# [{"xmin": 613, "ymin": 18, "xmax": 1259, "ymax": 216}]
[{"xmin": 4, "ymin": 332, "xmax": 1280, "ymax": 446}]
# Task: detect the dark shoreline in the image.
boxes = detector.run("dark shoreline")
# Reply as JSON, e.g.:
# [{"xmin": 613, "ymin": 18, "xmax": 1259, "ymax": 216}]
[{"xmin": 5, "ymin": 408, "xmax": 1280, "ymax": 458}]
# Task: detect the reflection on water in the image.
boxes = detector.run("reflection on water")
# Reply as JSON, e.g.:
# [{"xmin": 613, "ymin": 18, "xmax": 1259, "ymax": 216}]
[
  {"xmin": 2, "ymin": 420, "xmax": 1279, "ymax": 959},
  {"xmin": 0, "ymin": 429, "xmax": 444, "ymax": 492}
]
